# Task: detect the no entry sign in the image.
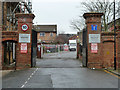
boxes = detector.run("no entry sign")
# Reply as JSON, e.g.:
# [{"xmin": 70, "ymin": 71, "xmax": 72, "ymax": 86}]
[
  {"xmin": 91, "ymin": 43, "xmax": 98, "ymax": 53},
  {"xmin": 21, "ymin": 24, "xmax": 29, "ymax": 31},
  {"xmin": 21, "ymin": 43, "xmax": 27, "ymax": 53}
]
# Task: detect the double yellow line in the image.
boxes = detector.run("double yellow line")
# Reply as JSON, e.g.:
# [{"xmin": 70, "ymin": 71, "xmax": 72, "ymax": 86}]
[{"xmin": 104, "ymin": 70, "xmax": 120, "ymax": 79}]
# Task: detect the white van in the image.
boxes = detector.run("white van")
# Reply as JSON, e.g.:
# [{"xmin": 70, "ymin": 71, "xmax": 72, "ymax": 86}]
[{"xmin": 69, "ymin": 40, "xmax": 77, "ymax": 51}]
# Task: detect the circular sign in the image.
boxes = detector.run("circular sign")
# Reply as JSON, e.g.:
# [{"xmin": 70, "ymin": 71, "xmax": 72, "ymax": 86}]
[{"xmin": 21, "ymin": 24, "xmax": 29, "ymax": 31}]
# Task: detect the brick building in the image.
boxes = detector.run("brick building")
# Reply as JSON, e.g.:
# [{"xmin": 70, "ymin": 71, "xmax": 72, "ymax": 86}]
[
  {"xmin": 55, "ymin": 34, "xmax": 76, "ymax": 44},
  {"xmin": 34, "ymin": 25, "xmax": 57, "ymax": 44},
  {"xmin": 69, "ymin": 35, "xmax": 77, "ymax": 40},
  {"xmin": 1, "ymin": 1, "xmax": 34, "ymax": 70}
]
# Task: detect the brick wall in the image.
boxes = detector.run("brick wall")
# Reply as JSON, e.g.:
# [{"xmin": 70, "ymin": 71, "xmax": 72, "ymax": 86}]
[
  {"xmin": 37, "ymin": 32, "xmax": 56, "ymax": 43},
  {"xmin": 101, "ymin": 33, "xmax": 114, "ymax": 68},
  {"xmin": 101, "ymin": 31, "xmax": 120, "ymax": 69}
]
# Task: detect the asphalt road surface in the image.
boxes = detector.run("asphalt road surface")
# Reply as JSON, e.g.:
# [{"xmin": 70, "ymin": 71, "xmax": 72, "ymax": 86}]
[{"xmin": 2, "ymin": 51, "xmax": 119, "ymax": 88}]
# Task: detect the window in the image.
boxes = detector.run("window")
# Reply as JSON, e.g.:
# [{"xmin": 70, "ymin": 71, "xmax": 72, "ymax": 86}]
[
  {"xmin": 50, "ymin": 33, "xmax": 53, "ymax": 36},
  {"xmin": 4, "ymin": 41, "xmax": 16, "ymax": 65},
  {"xmin": 40, "ymin": 32, "xmax": 45, "ymax": 36}
]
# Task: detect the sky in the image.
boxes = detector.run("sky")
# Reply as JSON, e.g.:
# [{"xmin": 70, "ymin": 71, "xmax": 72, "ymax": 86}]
[{"xmin": 32, "ymin": 0, "xmax": 83, "ymax": 34}]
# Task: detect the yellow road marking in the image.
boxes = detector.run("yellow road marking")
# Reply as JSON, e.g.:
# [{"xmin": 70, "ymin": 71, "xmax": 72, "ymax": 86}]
[{"xmin": 104, "ymin": 70, "xmax": 120, "ymax": 79}]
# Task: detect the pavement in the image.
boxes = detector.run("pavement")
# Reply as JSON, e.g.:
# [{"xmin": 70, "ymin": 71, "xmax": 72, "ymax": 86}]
[
  {"xmin": 2, "ymin": 51, "xmax": 119, "ymax": 88},
  {"xmin": 0, "ymin": 70, "xmax": 14, "ymax": 78}
]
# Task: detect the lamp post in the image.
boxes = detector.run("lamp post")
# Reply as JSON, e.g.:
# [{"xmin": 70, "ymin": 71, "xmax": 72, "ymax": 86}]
[{"xmin": 114, "ymin": 0, "xmax": 116, "ymax": 70}]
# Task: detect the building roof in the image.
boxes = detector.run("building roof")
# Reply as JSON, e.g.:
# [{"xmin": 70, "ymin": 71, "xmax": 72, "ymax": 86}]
[
  {"xmin": 58, "ymin": 34, "xmax": 76, "ymax": 37},
  {"xmin": 34, "ymin": 25, "xmax": 57, "ymax": 33},
  {"xmin": 69, "ymin": 35, "xmax": 77, "ymax": 40},
  {"xmin": 107, "ymin": 18, "xmax": 120, "ymax": 31},
  {"xmin": 107, "ymin": 18, "xmax": 120, "ymax": 25}
]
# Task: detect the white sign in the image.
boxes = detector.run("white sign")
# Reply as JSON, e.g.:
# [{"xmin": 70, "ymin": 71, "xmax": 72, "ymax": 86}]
[
  {"xmin": 38, "ymin": 45, "xmax": 41, "ymax": 51},
  {"xmin": 19, "ymin": 34, "xmax": 31, "ymax": 43},
  {"xmin": 89, "ymin": 34, "xmax": 100, "ymax": 43},
  {"xmin": 21, "ymin": 43, "xmax": 27, "ymax": 53},
  {"xmin": 21, "ymin": 24, "xmax": 29, "ymax": 31},
  {"xmin": 91, "ymin": 43, "xmax": 98, "ymax": 53}
]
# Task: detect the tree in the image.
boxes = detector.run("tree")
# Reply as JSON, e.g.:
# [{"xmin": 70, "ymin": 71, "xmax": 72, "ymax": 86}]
[
  {"xmin": 70, "ymin": 0, "xmax": 119, "ymax": 31},
  {"xmin": 70, "ymin": 17, "xmax": 85, "ymax": 32},
  {"xmin": 54, "ymin": 31, "xmax": 70, "ymax": 44},
  {"xmin": 54, "ymin": 34, "xmax": 69, "ymax": 44}
]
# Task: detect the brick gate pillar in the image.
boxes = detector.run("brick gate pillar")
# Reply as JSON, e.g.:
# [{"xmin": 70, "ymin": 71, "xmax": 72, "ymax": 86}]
[
  {"xmin": 83, "ymin": 13, "xmax": 103, "ymax": 69},
  {"xmin": 15, "ymin": 13, "xmax": 35, "ymax": 69}
]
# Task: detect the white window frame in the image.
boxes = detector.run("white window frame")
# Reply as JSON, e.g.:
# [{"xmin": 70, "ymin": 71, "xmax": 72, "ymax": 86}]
[
  {"xmin": 50, "ymin": 32, "xmax": 53, "ymax": 36},
  {"xmin": 40, "ymin": 32, "xmax": 45, "ymax": 36}
]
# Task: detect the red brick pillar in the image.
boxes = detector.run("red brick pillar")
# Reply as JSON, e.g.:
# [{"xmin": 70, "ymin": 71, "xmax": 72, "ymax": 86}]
[
  {"xmin": 83, "ymin": 13, "xmax": 103, "ymax": 69},
  {"xmin": 15, "ymin": 13, "xmax": 35, "ymax": 69}
]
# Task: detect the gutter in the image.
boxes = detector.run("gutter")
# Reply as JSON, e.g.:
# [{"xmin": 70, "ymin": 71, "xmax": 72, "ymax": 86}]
[{"xmin": 104, "ymin": 69, "xmax": 120, "ymax": 77}]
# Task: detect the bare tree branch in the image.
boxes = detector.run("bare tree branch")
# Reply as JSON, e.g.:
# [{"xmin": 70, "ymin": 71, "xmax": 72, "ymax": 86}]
[{"xmin": 70, "ymin": 0, "xmax": 119, "ymax": 32}]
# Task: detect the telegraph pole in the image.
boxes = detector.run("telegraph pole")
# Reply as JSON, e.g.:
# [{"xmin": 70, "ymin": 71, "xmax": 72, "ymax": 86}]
[{"xmin": 114, "ymin": 0, "xmax": 116, "ymax": 70}]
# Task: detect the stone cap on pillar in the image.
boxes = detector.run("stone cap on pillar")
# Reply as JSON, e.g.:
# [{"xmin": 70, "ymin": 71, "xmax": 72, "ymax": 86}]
[
  {"xmin": 83, "ymin": 12, "xmax": 104, "ymax": 19},
  {"xmin": 15, "ymin": 13, "xmax": 35, "ymax": 19}
]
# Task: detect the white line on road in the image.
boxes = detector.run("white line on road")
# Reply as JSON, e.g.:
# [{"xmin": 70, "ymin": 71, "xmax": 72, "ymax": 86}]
[
  {"xmin": 28, "ymin": 77, "xmax": 30, "ymax": 80},
  {"xmin": 21, "ymin": 85, "xmax": 25, "ymax": 88},
  {"xmin": 21, "ymin": 68, "xmax": 38, "ymax": 88},
  {"xmin": 25, "ymin": 81, "xmax": 28, "ymax": 84}
]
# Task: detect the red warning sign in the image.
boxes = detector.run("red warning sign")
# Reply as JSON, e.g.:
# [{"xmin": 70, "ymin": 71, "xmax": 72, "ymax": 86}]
[
  {"xmin": 91, "ymin": 43, "xmax": 98, "ymax": 53},
  {"xmin": 21, "ymin": 43, "xmax": 27, "ymax": 53},
  {"xmin": 64, "ymin": 45, "xmax": 69, "ymax": 51}
]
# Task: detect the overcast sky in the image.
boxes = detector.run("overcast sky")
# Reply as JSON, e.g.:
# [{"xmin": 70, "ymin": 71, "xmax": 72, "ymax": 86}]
[{"xmin": 32, "ymin": 0, "xmax": 83, "ymax": 34}]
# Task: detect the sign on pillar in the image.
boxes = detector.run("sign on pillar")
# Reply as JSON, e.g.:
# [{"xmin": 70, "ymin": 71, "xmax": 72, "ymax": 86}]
[
  {"xmin": 91, "ymin": 25, "xmax": 97, "ymax": 31},
  {"xmin": 21, "ymin": 24, "xmax": 29, "ymax": 31},
  {"xmin": 21, "ymin": 43, "xmax": 27, "ymax": 53},
  {"xmin": 19, "ymin": 34, "xmax": 31, "ymax": 43},
  {"xmin": 91, "ymin": 43, "xmax": 98, "ymax": 53},
  {"xmin": 89, "ymin": 34, "xmax": 100, "ymax": 43},
  {"xmin": 16, "ymin": 13, "xmax": 35, "ymax": 69}
]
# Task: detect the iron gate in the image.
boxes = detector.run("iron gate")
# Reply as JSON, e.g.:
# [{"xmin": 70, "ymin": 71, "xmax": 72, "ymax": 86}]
[
  {"xmin": 31, "ymin": 29, "xmax": 37, "ymax": 67},
  {"xmin": 82, "ymin": 27, "xmax": 88, "ymax": 67}
]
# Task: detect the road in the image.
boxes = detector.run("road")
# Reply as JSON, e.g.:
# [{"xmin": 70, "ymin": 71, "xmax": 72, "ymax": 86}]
[{"xmin": 2, "ymin": 51, "xmax": 119, "ymax": 88}]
